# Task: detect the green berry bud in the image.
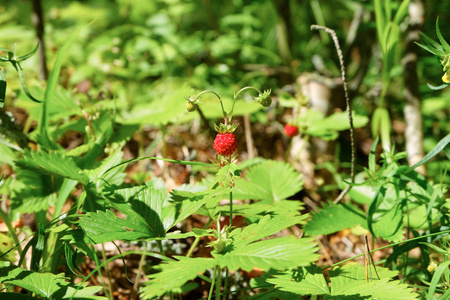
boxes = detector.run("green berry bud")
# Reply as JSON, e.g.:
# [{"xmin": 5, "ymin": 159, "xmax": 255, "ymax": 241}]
[
  {"xmin": 256, "ymin": 89, "xmax": 272, "ymax": 107},
  {"xmin": 213, "ymin": 240, "xmax": 227, "ymax": 253},
  {"xmin": 186, "ymin": 101, "xmax": 197, "ymax": 112}
]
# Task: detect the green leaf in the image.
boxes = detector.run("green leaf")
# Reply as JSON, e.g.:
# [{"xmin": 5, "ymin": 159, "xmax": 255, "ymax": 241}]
[
  {"xmin": 303, "ymin": 202, "xmax": 367, "ymax": 236},
  {"xmin": 330, "ymin": 264, "xmax": 418, "ymax": 299},
  {"xmin": 16, "ymin": 43, "xmax": 40, "ymax": 61},
  {"xmin": 162, "ymin": 190, "xmax": 208, "ymax": 231},
  {"xmin": 374, "ymin": 0, "xmax": 386, "ymax": 52},
  {"xmin": 234, "ymin": 159, "xmax": 303, "ymax": 203},
  {"xmin": 393, "ymin": 0, "xmax": 411, "ymax": 25},
  {"xmin": 11, "ymin": 168, "xmax": 60, "ymax": 213},
  {"xmin": 230, "ymin": 215, "xmax": 309, "ymax": 248},
  {"xmin": 267, "ymin": 264, "xmax": 330, "ymax": 295},
  {"xmin": 15, "ymin": 149, "xmax": 89, "ymax": 184},
  {"xmin": 0, "ymin": 262, "xmax": 106, "ymax": 299},
  {"xmin": 372, "ymin": 202, "xmax": 404, "ymax": 242},
  {"xmin": 140, "ymin": 256, "xmax": 216, "ymax": 299},
  {"xmin": 215, "ymin": 162, "xmax": 241, "ymax": 187},
  {"xmin": 78, "ymin": 208, "xmax": 156, "ymax": 243},
  {"xmin": 426, "ymin": 82, "xmax": 449, "ymax": 90},
  {"xmin": 436, "ymin": 17, "xmax": 450, "ymax": 53},
  {"xmin": 427, "ymin": 260, "xmax": 450, "ymax": 300},
  {"xmin": 216, "ymin": 236, "xmax": 319, "ymax": 271},
  {"xmin": 0, "ymin": 294, "xmax": 40, "ymax": 300},
  {"xmin": 39, "ymin": 22, "xmax": 93, "ymax": 150},
  {"xmin": 216, "ymin": 200, "xmax": 304, "ymax": 218},
  {"xmin": 409, "ymin": 133, "xmax": 450, "ymax": 171},
  {"xmin": 11, "ymin": 61, "xmax": 42, "ymax": 104}
]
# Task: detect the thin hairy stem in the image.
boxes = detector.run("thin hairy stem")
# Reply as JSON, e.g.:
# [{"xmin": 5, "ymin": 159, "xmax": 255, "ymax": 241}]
[
  {"xmin": 229, "ymin": 86, "xmax": 262, "ymax": 120},
  {"xmin": 132, "ymin": 241, "xmax": 148, "ymax": 298},
  {"xmin": 310, "ymin": 25, "xmax": 355, "ymax": 204},
  {"xmin": 101, "ymin": 243, "xmax": 114, "ymax": 299}
]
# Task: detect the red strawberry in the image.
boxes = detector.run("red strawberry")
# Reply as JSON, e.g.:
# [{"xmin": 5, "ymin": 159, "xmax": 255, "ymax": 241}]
[
  {"xmin": 284, "ymin": 124, "xmax": 299, "ymax": 137},
  {"xmin": 214, "ymin": 133, "xmax": 237, "ymax": 156}
]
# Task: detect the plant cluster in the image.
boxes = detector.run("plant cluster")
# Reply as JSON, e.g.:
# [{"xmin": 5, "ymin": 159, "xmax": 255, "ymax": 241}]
[{"xmin": 0, "ymin": 0, "xmax": 449, "ymax": 299}]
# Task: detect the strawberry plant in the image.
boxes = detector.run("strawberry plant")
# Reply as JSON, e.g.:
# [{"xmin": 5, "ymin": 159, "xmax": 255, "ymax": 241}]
[{"xmin": 0, "ymin": 1, "xmax": 449, "ymax": 299}]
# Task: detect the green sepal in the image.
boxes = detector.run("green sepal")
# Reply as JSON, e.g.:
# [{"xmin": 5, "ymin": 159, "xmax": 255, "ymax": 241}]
[{"xmin": 213, "ymin": 123, "xmax": 239, "ymax": 133}]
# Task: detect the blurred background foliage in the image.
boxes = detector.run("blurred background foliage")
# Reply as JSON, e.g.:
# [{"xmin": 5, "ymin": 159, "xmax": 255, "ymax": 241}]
[{"xmin": 0, "ymin": 0, "xmax": 449, "ymax": 180}]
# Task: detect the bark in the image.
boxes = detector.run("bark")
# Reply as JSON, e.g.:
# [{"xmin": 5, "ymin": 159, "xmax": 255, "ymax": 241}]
[{"xmin": 402, "ymin": 0, "xmax": 426, "ymax": 175}]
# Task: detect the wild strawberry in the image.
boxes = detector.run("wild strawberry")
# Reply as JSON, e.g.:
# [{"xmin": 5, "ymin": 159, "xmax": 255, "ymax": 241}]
[
  {"xmin": 284, "ymin": 124, "xmax": 299, "ymax": 137},
  {"xmin": 213, "ymin": 123, "xmax": 239, "ymax": 156},
  {"xmin": 214, "ymin": 133, "xmax": 237, "ymax": 156}
]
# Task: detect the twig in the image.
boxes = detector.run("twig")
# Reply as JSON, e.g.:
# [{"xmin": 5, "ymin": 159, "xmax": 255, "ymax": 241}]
[
  {"xmin": 31, "ymin": 0, "xmax": 48, "ymax": 80},
  {"xmin": 402, "ymin": 0, "xmax": 426, "ymax": 175},
  {"xmin": 243, "ymin": 114, "xmax": 255, "ymax": 159},
  {"xmin": 310, "ymin": 25, "xmax": 356, "ymax": 204}
]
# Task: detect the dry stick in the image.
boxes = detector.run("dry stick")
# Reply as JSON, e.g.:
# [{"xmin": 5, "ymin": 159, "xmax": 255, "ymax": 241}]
[
  {"xmin": 364, "ymin": 235, "xmax": 380, "ymax": 282},
  {"xmin": 310, "ymin": 25, "xmax": 355, "ymax": 204},
  {"xmin": 31, "ymin": 0, "xmax": 48, "ymax": 80},
  {"xmin": 403, "ymin": 0, "xmax": 426, "ymax": 176},
  {"xmin": 243, "ymin": 114, "xmax": 255, "ymax": 159}
]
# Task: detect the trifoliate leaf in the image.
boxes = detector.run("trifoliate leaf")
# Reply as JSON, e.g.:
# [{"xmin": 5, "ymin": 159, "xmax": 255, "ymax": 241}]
[
  {"xmin": 0, "ymin": 262, "xmax": 106, "ymax": 299},
  {"xmin": 329, "ymin": 264, "xmax": 418, "ymax": 299},
  {"xmin": 15, "ymin": 149, "xmax": 89, "ymax": 184},
  {"xmin": 215, "ymin": 236, "xmax": 319, "ymax": 271},
  {"xmin": 267, "ymin": 264, "xmax": 330, "ymax": 296},
  {"xmin": 230, "ymin": 215, "xmax": 308, "ymax": 248},
  {"xmin": 78, "ymin": 209, "xmax": 156, "ymax": 243},
  {"xmin": 234, "ymin": 159, "xmax": 303, "ymax": 203},
  {"xmin": 139, "ymin": 256, "xmax": 216, "ymax": 299}
]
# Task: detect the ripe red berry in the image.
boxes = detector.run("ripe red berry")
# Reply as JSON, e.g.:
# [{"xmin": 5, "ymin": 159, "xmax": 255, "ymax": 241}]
[
  {"xmin": 284, "ymin": 124, "xmax": 299, "ymax": 137},
  {"xmin": 214, "ymin": 133, "xmax": 237, "ymax": 156}
]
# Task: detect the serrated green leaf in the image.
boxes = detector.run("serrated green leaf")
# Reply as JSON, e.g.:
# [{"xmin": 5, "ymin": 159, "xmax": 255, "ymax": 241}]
[
  {"xmin": 303, "ymin": 202, "xmax": 367, "ymax": 236},
  {"xmin": 0, "ymin": 262, "xmax": 106, "ymax": 299},
  {"xmin": 109, "ymin": 185, "xmax": 166, "ymax": 237},
  {"xmin": 230, "ymin": 215, "xmax": 308, "ymax": 248},
  {"xmin": 234, "ymin": 159, "xmax": 303, "ymax": 203},
  {"xmin": 140, "ymin": 256, "xmax": 216, "ymax": 299},
  {"xmin": 330, "ymin": 264, "xmax": 418, "ymax": 299},
  {"xmin": 216, "ymin": 236, "xmax": 319, "ymax": 271},
  {"xmin": 436, "ymin": 17, "xmax": 450, "ymax": 53},
  {"xmin": 78, "ymin": 209, "xmax": 155, "ymax": 243},
  {"xmin": 267, "ymin": 264, "xmax": 330, "ymax": 295},
  {"xmin": 15, "ymin": 149, "xmax": 89, "ymax": 184},
  {"xmin": 216, "ymin": 200, "xmax": 304, "ymax": 218},
  {"xmin": 162, "ymin": 190, "xmax": 208, "ymax": 231},
  {"xmin": 216, "ymin": 162, "xmax": 241, "ymax": 187},
  {"xmin": 11, "ymin": 168, "xmax": 60, "ymax": 213}
]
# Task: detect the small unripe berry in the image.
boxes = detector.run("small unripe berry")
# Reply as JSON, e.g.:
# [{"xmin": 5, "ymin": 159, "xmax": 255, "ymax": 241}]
[
  {"xmin": 284, "ymin": 124, "xmax": 299, "ymax": 137},
  {"xmin": 256, "ymin": 89, "xmax": 272, "ymax": 107},
  {"xmin": 186, "ymin": 101, "xmax": 197, "ymax": 112}
]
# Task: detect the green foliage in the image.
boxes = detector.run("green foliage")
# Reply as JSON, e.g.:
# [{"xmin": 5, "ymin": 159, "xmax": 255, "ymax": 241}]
[
  {"xmin": 0, "ymin": 0, "xmax": 449, "ymax": 298},
  {"xmin": 268, "ymin": 264, "xmax": 418, "ymax": 299},
  {"xmin": 303, "ymin": 202, "xmax": 367, "ymax": 236},
  {"xmin": 234, "ymin": 159, "xmax": 303, "ymax": 202},
  {"xmin": 140, "ymin": 257, "xmax": 216, "ymax": 299},
  {"xmin": 0, "ymin": 262, "xmax": 106, "ymax": 299}
]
